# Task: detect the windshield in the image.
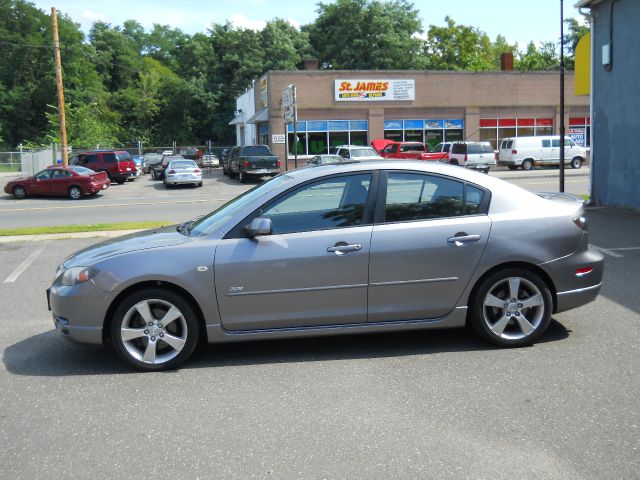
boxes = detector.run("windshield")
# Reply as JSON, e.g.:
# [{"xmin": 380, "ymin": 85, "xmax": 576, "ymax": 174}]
[
  {"xmin": 116, "ymin": 152, "xmax": 131, "ymax": 162},
  {"xmin": 69, "ymin": 166, "xmax": 94, "ymax": 175},
  {"xmin": 189, "ymin": 174, "xmax": 295, "ymax": 237},
  {"xmin": 144, "ymin": 153, "xmax": 162, "ymax": 163},
  {"xmin": 351, "ymin": 148, "xmax": 379, "ymax": 158}
]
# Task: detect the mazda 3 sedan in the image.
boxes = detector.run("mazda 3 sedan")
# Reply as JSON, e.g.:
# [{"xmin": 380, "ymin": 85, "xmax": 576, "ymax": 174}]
[{"xmin": 48, "ymin": 161, "xmax": 603, "ymax": 371}]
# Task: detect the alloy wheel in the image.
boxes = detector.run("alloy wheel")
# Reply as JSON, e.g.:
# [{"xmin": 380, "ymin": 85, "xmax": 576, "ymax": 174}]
[
  {"xmin": 69, "ymin": 186, "xmax": 82, "ymax": 200},
  {"xmin": 120, "ymin": 299, "xmax": 188, "ymax": 365},
  {"xmin": 13, "ymin": 186, "xmax": 26, "ymax": 199},
  {"xmin": 481, "ymin": 276, "xmax": 545, "ymax": 341}
]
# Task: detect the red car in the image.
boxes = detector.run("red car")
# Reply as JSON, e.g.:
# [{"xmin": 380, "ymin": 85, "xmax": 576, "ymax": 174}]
[
  {"xmin": 69, "ymin": 150, "xmax": 137, "ymax": 184},
  {"xmin": 3, "ymin": 165, "xmax": 111, "ymax": 200},
  {"xmin": 373, "ymin": 139, "xmax": 449, "ymax": 161}
]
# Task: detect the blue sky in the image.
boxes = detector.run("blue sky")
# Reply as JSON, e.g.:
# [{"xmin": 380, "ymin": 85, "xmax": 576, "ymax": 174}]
[{"xmin": 33, "ymin": 0, "xmax": 586, "ymax": 48}]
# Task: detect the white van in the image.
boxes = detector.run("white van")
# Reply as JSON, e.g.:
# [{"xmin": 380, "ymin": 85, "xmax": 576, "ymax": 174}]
[{"xmin": 498, "ymin": 136, "xmax": 586, "ymax": 170}]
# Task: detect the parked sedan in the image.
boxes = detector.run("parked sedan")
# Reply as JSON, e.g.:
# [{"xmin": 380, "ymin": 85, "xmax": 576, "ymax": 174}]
[
  {"xmin": 4, "ymin": 165, "xmax": 110, "ymax": 200},
  {"xmin": 48, "ymin": 161, "xmax": 603, "ymax": 371},
  {"xmin": 163, "ymin": 159, "xmax": 202, "ymax": 188},
  {"xmin": 306, "ymin": 154, "xmax": 351, "ymax": 166}
]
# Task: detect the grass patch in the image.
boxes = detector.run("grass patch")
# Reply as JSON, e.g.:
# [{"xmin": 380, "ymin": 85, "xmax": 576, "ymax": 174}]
[
  {"xmin": 0, "ymin": 221, "xmax": 172, "ymax": 236},
  {"xmin": 0, "ymin": 164, "xmax": 20, "ymax": 173}
]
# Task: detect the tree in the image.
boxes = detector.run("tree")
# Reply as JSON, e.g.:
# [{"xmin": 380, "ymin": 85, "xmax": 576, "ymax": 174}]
[
  {"xmin": 422, "ymin": 16, "xmax": 515, "ymax": 71},
  {"xmin": 563, "ymin": 17, "xmax": 590, "ymax": 70},
  {"xmin": 515, "ymin": 41, "xmax": 559, "ymax": 71},
  {"xmin": 306, "ymin": 0, "xmax": 425, "ymax": 70}
]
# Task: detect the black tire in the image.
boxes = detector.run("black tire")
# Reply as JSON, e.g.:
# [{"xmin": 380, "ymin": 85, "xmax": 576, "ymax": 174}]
[
  {"xmin": 521, "ymin": 159, "xmax": 533, "ymax": 170},
  {"xmin": 469, "ymin": 268, "xmax": 553, "ymax": 348},
  {"xmin": 110, "ymin": 288, "xmax": 200, "ymax": 371},
  {"xmin": 570, "ymin": 157, "xmax": 582, "ymax": 169},
  {"xmin": 239, "ymin": 171, "xmax": 248, "ymax": 183},
  {"xmin": 222, "ymin": 163, "xmax": 228, "ymax": 175},
  {"xmin": 12, "ymin": 185, "xmax": 26, "ymax": 199},
  {"xmin": 68, "ymin": 185, "xmax": 82, "ymax": 200},
  {"xmin": 151, "ymin": 170, "xmax": 157, "ymax": 180},
  {"xmin": 197, "ymin": 182, "xmax": 203, "ymax": 188},
  {"xmin": 116, "ymin": 178, "xmax": 126, "ymax": 185},
  {"xmin": 507, "ymin": 165, "xmax": 518, "ymax": 171}
]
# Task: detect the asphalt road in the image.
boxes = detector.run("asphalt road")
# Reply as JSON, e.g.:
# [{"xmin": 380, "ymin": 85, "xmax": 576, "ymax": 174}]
[
  {"xmin": 0, "ymin": 167, "xmax": 589, "ymax": 228},
  {"xmin": 0, "ymin": 205, "xmax": 638, "ymax": 479}
]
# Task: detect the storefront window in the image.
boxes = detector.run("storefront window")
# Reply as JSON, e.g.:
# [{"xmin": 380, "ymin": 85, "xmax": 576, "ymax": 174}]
[
  {"xmin": 258, "ymin": 123, "xmax": 269, "ymax": 145},
  {"xmin": 425, "ymin": 130, "xmax": 443, "ymax": 150},
  {"xmin": 404, "ymin": 130, "xmax": 423, "ymax": 142},
  {"xmin": 568, "ymin": 117, "xmax": 591, "ymax": 147},
  {"xmin": 287, "ymin": 120, "xmax": 368, "ymax": 156},
  {"xmin": 288, "ymin": 133, "xmax": 307, "ymax": 155},
  {"xmin": 350, "ymin": 131, "xmax": 368, "ymax": 146},
  {"xmin": 308, "ymin": 132, "xmax": 328, "ymax": 155},
  {"xmin": 384, "ymin": 130, "xmax": 403, "ymax": 141},
  {"xmin": 444, "ymin": 129, "xmax": 463, "ymax": 142},
  {"xmin": 479, "ymin": 118, "xmax": 554, "ymax": 150}
]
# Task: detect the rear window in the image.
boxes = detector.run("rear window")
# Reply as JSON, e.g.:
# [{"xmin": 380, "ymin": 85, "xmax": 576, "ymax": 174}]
[
  {"xmin": 241, "ymin": 146, "xmax": 271, "ymax": 156},
  {"xmin": 350, "ymin": 147, "xmax": 379, "ymax": 158},
  {"xmin": 69, "ymin": 166, "xmax": 94, "ymax": 175},
  {"xmin": 481, "ymin": 144, "xmax": 494, "ymax": 154},
  {"xmin": 170, "ymin": 160, "xmax": 197, "ymax": 169},
  {"xmin": 116, "ymin": 152, "xmax": 131, "ymax": 162},
  {"xmin": 451, "ymin": 143, "xmax": 466, "ymax": 154},
  {"xmin": 467, "ymin": 144, "xmax": 482, "ymax": 154}
]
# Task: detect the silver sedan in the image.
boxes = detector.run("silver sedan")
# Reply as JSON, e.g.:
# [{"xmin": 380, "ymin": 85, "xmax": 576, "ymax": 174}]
[
  {"xmin": 163, "ymin": 159, "xmax": 202, "ymax": 188},
  {"xmin": 48, "ymin": 161, "xmax": 603, "ymax": 371}
]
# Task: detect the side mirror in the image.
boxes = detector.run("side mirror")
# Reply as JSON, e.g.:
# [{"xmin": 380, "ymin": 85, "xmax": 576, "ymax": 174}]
[{"xmin": 245, "ymin": 217, "xmax": 272, "ymax": 237}]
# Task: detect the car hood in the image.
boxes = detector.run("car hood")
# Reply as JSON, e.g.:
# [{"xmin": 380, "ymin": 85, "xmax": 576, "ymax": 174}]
[
  {"xmin": 63, "ymin": 225, "xmax": 189, "ymax": 267},
  {"xmin": 6, "ymin": 175, "xmax": 33, "ymax": 183}
]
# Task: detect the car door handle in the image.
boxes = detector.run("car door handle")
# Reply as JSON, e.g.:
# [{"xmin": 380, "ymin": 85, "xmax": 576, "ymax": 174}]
[
  {"xmin": 327, "ymin": 243, "xmax": 362, "ymax": 255},
  {"xmin": 447, "ymin": 234, "xmax": 481, "ymax": 247}
]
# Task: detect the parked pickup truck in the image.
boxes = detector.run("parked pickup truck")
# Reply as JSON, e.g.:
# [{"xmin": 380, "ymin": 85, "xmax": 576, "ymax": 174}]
[
  {"xmin": 228, "ymin": 145, "xmax": 280, "ymax": 183},
  {"xmin": 372, "ymin": 139, "xmax": 448, "ymax": 161}
]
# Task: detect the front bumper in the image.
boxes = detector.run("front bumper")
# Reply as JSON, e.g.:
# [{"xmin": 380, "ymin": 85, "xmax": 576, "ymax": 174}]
[{"xmin": 48, "ymin": 279, "xmax": 114, "ymax": 345}]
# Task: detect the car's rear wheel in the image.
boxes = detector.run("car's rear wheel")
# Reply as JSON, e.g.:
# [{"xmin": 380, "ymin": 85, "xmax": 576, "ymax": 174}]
[
  {"xmin": 239, "ymin": 171, "xmax": 248, "ymax": 183},
  {"xmin": 570, "ymin": 157, "xmax": 582, "ymax": 169},
  {"xmin": 469, "ymin": 268, "xmax": 552, "ymax": 347},
  {"xmin": 111, "ymin": 289, "xmax": 199, "ymax": 371},
  {"xmin": 521, "ymin": 159, "xmax": 533, "ymax": 170},
  {"xmin": 68, "ymin": 185, "xmax": 82, "ymax": 200},
  {"xmin": 12, "ymin": 185, "xmax": 26, "ymax": 199}
]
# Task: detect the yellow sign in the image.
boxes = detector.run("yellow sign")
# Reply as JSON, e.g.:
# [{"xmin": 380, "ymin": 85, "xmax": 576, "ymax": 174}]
[{"xmin": 575, "ymin": 32, "xmax": 590, "ymax": 96}]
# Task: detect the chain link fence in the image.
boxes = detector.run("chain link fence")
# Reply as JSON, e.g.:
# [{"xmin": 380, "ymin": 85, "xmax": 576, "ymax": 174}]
[{"xmin": 0, "ymin": 152, "xmax": 21, "ymax": 173}]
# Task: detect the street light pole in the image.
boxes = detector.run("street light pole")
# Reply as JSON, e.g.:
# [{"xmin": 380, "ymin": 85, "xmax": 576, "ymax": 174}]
[{"xmin": 559, "ymin": 0, "xmax": 566, "ymax": 192}]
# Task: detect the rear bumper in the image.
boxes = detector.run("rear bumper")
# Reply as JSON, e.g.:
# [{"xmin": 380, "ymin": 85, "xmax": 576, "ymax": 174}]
[
  {"xmin": 556, "ymin": 282, "xmax": 602, "ymax": 313},
  {"xmin": 165, "ymin": 176, "xmax": 202, "ymax": 185},
  {"xmin": 244, "ymin": 169, "xmax": 279, "ymax": 175}
]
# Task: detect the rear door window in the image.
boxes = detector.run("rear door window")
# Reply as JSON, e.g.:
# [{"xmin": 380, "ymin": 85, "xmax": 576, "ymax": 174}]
[
  {"xmin": 84, "ymin": 154, "xmax": 99, "ymax": 166},
  {"xmin": 542, "ymin": 140, "xmax": 551, "ymax": 148},
  {"xmin": 103, "ymin": 153, "xmax": 117, "ymax": 163},
  {"xmin": 551, "ymin": 139, "xmax": 561, "ymax": 147},
  {"xmin": 383, "ymin": 173, "xmax": 465, "ymax": 222}
]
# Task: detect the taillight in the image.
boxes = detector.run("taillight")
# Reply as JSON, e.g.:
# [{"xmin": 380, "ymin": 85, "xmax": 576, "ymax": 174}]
[
  {"xmin": 168, "ymin": 169, "xmax": 176, "ymax": 174},
  {"xmin": 512, "ymin": 149, "xmax": 518, "ymax": 154},
  {"xmin": 464, "ymin": 153, "xmax": 468, "ymax": 162},
  {"xmin": 573, "ymin": 215, "xmax": 587, "ymax": 231},
  {"xmin": 243, "ymin": 160, "xmax": 250, "ymax": 168},
  {"xmin": 194, "ymin": 168, "xmax": 201, "ymax": 173},
  {"xmin": 276, "ymin": 159, "xmax": 281, "ymax": 167},
  {"xmin": 494, "ymin": 152, "xmax": 498, "ymax": 160}
]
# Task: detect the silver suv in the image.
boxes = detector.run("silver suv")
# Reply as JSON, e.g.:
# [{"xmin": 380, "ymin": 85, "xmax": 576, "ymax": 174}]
[{"xmin": 448, "ymin": 142, "xmax": 497, "ymax": 174}]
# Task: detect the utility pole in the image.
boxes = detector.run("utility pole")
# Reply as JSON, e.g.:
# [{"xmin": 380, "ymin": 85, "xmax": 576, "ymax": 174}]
[
  {"xmin": 51, "ymin": 7, "xmax": 68, "ymax": 166},
  {"xmin": 559, "ymin": 0, "xmax": 565, "ymax": 192}
]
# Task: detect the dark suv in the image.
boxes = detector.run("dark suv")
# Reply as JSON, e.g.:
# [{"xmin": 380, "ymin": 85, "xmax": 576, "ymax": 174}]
[{"xmin": 69, "ymin": 150, "xmax": 137, "ymax": 184}]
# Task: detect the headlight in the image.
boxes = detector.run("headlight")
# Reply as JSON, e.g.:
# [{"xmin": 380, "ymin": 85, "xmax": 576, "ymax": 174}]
[{"xmin": 61, "ymin": 266, "xmax": 99, "ymax": 286}]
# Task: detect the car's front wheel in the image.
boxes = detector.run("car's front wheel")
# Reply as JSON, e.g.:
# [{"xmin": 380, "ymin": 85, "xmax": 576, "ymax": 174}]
[
  {"xmin": 469, "ymin": 268, "xmax": 552, "ymax": 347},
  {"xmin": 111, "ymin": 289, "xmax": 200, "ymax": 371},
  {"xmin": 12, "ymin": 185, "xmax": 26, "ymax": 199},
  {"xmin": 570, "ymin": 157, "xmax": 582, "ymax": 169}
]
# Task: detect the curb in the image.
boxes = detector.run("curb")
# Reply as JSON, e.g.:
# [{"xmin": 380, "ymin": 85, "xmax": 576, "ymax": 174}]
[
  {"xmin": 0, "ymin": 229, "xmax": 145, "ymax": 243},
  {"xmin": 492, "ymin": 170, "xmax": 590, "ymax": 181}
]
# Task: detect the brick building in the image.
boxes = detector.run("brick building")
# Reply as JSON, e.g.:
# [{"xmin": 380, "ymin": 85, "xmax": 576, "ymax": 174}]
[{"xmin": 235, "ymin": 64, "xmax": 589, "ymax": 169}]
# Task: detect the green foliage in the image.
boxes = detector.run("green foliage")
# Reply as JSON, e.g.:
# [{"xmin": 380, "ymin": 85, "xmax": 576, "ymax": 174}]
[
  {"xmin": 423, "ymin": 17, "xmax": 517, "ymax": 71},
  {"xmin": 307, "ymin": 0, "xmax": 424, "ymax": 69},
  {"xmin": 0, "ymin": 0, "xmax": 576, "ymax": 149},
  {"xmin": 563, "ymin": 17, "xmax": 590, "ymax": 69},
  {"xmin": 515, "ymin": 41, "xmax": 559, "ymax": 71}
]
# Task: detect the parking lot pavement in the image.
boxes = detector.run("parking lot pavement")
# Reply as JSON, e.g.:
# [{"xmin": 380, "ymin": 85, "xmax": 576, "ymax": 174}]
[
  {"xmin": 0, "ymin": 207, "xmax": 638, "ymax": 479},
  {"xmin": 0, "ymin": 169, "xmax": 253, "ymax": 228}
]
